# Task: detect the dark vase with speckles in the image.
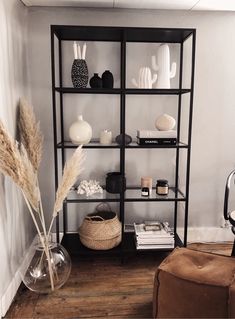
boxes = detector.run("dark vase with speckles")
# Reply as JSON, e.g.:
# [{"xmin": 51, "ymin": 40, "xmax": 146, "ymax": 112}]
[{"xmin": 71, "ymin": 59, "xmax": 88, "ymax": 88}]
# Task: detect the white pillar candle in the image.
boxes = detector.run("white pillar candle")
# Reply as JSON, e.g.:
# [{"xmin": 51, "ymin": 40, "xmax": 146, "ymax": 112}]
[{"xmin": 100, "ymin": 130, "xmax": 112, "ymax": 144}]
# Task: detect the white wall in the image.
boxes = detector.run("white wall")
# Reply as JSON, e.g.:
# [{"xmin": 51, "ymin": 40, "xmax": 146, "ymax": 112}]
[
  {"xmin": 0, "ymin": 0, "xmax": 34, "ymax": 315},
  {"xmin": 27, "ymin": 7, "xmax": 235, "ymax": 233}
]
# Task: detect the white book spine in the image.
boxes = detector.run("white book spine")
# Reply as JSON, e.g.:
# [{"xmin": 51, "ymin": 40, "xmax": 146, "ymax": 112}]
[
  {"xmin": 136, "ymin": 244, "xmax": 174, "ymax": 250},
  {"xmin": 136, "ymin": 238, "xmax": 175, "ymax": 245},
  {"xmin": 137, "ymin": 130, "xmax": 177, "ymax": 138},
  {"xmin": 136, "ymin": 234, "xmax": 174, "ymax": 239}
]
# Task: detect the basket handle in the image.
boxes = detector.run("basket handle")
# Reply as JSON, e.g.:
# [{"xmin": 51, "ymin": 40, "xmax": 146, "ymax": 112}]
[
  {"xmin": 95, "ymin": 202, "xmax": 112, "ymax": 213},
  {"xmin": 85, "ymin": 215, "xmax": 105, "ymax": 221}
]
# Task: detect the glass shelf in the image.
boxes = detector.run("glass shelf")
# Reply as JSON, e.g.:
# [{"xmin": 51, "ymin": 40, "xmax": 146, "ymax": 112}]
[
  {"xmin": 124, "ymin": 187, "xmax": 185, "ymax": 202},
  {"xmin": 125, "ymin": 88, "xmax": 191, "ymax": 95},
  {"xmin": 57, "ymin": 141, "xmax": 188, "ymax": 149},
  {"xmin": 55, "ymin": 87, "xmax": 121, "ymax": 94},
  {"xmin": 126, "ymin": 142, "xmax": 188, "ymax": 149},
  {"xmin": 57, "ymin": 140, "xmax": 120, "ymax": 149},
  {"xmin": 66, "ymin": 187, "xmax": 186, "ymax": 203},
  {"xmin": 67, "ymin": 189, "xmax": 120, "ymax": 203},
  {"xmin": 54, "ymin": 87, "xmax": 191, "ymax": 95}
]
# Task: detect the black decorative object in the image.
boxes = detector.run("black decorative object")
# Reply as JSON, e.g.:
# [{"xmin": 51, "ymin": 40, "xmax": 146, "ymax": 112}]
[
  {"xmin": 102, "ymin": 70, "xmax": 114, "ymax": 88},
  {"xmin": 106, "ymin": 172, "xmax": 126, "ymax": 194},
  {"xmin": 115, "ymin": 134, "xmax": 132, "ymax": 145},
  {"xmin": 89, "ymin": 73, "xmax": 102, "ymax": 88},
  {"xmin": 71, "ymin": 59, "xmax": 88, "ymax": 88}
]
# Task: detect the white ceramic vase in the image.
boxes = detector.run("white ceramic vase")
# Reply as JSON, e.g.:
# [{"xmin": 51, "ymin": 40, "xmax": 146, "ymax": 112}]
[{"xmin": 69, "ymin": 115, "xmax": 92, "ymax": 144}]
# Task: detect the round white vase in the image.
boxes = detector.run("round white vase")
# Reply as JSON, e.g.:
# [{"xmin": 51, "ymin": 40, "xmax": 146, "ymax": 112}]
[
  {"xmin": 155, "ymin": 113, "xmax": 176, "ymax": 131},
  {"xmin": 69, "ymin": 115, "xmax": 92, "ymax": 144}
]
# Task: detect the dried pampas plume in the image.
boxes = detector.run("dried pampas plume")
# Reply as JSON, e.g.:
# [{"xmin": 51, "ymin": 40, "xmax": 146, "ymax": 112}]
[
  {"xmin": 0, "ymin": 120, "xmax": 22, "ymax": 185},
  {"xmin": 19, "ymin": 98, "xmax": 43, "ymax": 172},
  {"xmin": 0, "ymin": 120, "xmax": 39, "ymax": 210},
  {"xmin": 19, "ymin": 144, "xmax": 40, "ymax": 211},
  {"xmin": 0, "ymin": 99, "xmax": 85, "ymax": 292},
  {"xmin": 53, "ymin": 145, "xmax": 85, "ymax": 215}
]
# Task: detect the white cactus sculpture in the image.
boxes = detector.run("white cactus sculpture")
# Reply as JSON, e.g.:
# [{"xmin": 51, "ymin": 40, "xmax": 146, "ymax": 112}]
[
  {"xmin": 152, "ymin": 44, "xmax": 177, "ymax": 89},
  {"xmin": 132, "ymin": 67, "xmax": 157, "ymax": 89}
]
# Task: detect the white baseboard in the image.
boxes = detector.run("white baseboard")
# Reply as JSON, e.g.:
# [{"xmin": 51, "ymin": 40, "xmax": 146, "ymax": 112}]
[
  {"xmin": 0, "ymin": 236, "xmax": 36, "ymax": 318},
  {"xmin": 179, "ymin": 226, "xmax": 234, "ymax": 243}
]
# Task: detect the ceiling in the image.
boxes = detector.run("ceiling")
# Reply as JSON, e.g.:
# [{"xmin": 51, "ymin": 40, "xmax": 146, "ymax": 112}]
[{"xmin": 20, "ymin": 0, "xmax": 235, "ymax": 11}]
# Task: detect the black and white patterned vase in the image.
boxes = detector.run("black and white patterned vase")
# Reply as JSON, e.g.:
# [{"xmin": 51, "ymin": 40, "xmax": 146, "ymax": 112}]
[{"xmin": 71, "ymin": 59, "xmax": 88, "ymax": 88}]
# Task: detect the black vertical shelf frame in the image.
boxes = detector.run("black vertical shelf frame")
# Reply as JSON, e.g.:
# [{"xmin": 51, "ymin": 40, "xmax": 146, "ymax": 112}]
[{"xmin": 50, "ymin": 25, "xmax": 196, "ymax": 256}]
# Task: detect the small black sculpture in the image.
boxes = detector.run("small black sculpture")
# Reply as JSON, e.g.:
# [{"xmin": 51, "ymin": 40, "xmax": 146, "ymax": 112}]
[{"xmin": 115, "ymin": 134, "xmax": 132, "ymax": 145}]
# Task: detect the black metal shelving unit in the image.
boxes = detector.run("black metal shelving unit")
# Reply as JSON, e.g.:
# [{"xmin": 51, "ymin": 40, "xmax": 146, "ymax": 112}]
[{"xmin": 51, "ymin": 25, "xmax": 196, "ymax": 256}]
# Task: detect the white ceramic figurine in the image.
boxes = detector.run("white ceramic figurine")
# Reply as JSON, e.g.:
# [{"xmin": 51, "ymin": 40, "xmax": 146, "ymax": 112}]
[
  {"xmin": 132, "ymin": 67, "xmax": 157, "ymax": 89},
  {"xmin": 152, "ymin": 44, "xmax": 176, "ymax": 88}
]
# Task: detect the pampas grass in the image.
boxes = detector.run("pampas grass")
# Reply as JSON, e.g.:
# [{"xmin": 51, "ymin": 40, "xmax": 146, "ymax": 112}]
[
  {"xmin": 0, "ymin": 120, "xmax": 39, "ymax": 210},
  {"xmin": 54, "ymin": 146, "xmax": 85, "ymax": 215},
  {"xmin": 0, "ymin": 98, "xmax": 84, "ymax": 291},
  {"xmin": 18, "ymin": 98, "xmax": 45, "ymax": 229},
  {"xmin": 46, "ymin": 145, "xmax": 85, "ymax": 235},
  {"xmin": 19, "ymin": 98, "xmax": 43, "ymax": 172}
]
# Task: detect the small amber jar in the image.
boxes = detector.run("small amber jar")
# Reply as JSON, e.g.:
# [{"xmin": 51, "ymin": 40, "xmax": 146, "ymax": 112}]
[{"xmin": 156, "ymin": 179, "xmax": 169, "ymax": 195}]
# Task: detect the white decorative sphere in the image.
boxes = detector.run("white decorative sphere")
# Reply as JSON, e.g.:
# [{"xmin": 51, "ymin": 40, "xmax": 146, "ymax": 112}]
[
  {"xmin": 69, "ymin": 115, "xmax": 92, "ymax": 144},
  {"xmin": 155, "ymin": 113, "xmax": 176, "ymax": 131}
]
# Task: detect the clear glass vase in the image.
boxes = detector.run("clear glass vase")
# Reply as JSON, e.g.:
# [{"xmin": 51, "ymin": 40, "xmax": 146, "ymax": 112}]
[{"xmin": 22, "ymin": 234, "xmax": 71, "ymax": 293}]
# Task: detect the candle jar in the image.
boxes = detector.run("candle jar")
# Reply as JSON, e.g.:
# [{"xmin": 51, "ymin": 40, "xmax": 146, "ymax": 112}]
[
  {"xmin": 100, "ymin": 130, "xmax": 112, "ymax": 144},
  {"xmin": 141, "ymin": 187, "xmax": 149, "ymax": 197},
  {"xmin": 156, "ymin": 179, "xmax": 169, "ymax": 195},
  {"xmin": 141, "ymin": 177, "xmax": 152, "ymax": 194}
]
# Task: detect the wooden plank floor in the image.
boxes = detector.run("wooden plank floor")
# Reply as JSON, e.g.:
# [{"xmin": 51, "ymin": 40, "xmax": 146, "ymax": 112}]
[{"xmin": 5, "ymin": 243, "xmax": 233, "ymax": 319}]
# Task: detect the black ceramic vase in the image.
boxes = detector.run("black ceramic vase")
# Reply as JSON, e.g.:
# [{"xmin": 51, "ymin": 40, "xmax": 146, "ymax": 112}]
[
  {"xmin": 106, "ymin": 172, "xmax": 126, "ymax": 194},
  {"xmin": 71, "ymin": 59, "xmax": 88, "ymax": 88},
  {"xmin": 102, "ymin": 70, "xmax": 114, "ymax": 89},
  {"xmin": 89, "ymin": 73, "xmax": 102, "ymax": 88},
  {"xmin": 115, "ymin": 134, "xmax": 132, "ymax": 145}
]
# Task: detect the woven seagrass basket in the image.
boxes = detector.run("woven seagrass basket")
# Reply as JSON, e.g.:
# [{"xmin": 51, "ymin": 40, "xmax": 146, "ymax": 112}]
[{"xmin": 78, "ymin": 204, "xmax": 122, "ymax": 250}]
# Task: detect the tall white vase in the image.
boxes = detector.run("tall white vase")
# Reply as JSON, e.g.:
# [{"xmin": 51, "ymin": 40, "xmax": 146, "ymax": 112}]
[
  {"xmin": 152, "ymin": 44, "xmax": 177, "ymax": 89},
  {"xmin": 69, "ymin": 115, "xmax": 92, "ymax": 144}
]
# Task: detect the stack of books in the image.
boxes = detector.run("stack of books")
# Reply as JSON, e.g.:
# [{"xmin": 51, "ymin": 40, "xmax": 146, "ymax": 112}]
[
  {"xmin": 134, "ymin": 221, "xmax": 174, "ymax": 250},
  {"xmin": 137, "ymin": 130, "xmax": 177, "ymax": 145}
]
